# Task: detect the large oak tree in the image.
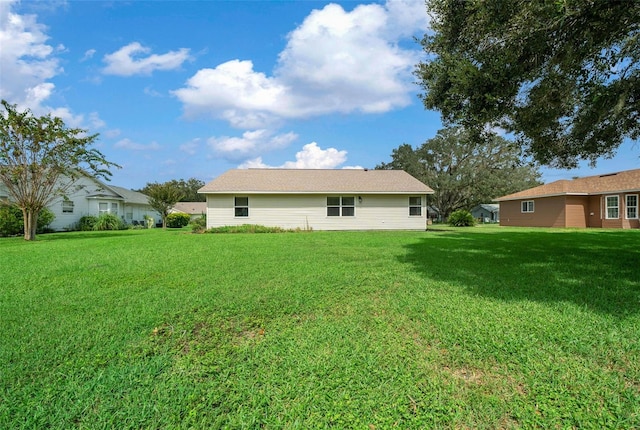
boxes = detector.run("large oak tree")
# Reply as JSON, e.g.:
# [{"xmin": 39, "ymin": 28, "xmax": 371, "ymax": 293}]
[
  {"xmin": 0, "ymin": 101, "xmax": 118, "ymax": 240},
  {"xmin": 416, "ymin": 0, "xmax": 639, "ymax": 168},
  {"xmin": 377, "ymin": 127, "xmax": 542, "ymax": 219}
]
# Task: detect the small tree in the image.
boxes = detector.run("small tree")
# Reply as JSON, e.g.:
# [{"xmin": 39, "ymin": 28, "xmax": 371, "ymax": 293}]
[
  {"xmin": 0, "ymin": 100, "xmax": 118, "ymax": 240},
  {"xmin": 145, "ymin": 182, "xmax": 184, "ymax": 228}
]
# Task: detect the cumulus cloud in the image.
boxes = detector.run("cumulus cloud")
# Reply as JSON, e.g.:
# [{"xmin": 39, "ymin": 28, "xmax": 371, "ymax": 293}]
[
  {"xmin": 0, "ymin": 0, "xmax": 61, "ymax": 108},
  {"xmin": 114, "ymin": 138, "xmax": 161, "ymax": 151},
  {"xmin": 238, "ymin": 142, "xmax": 350, "ymax": 169},
  {"xmin": 81, "ymin": 48, "xmax": 96, "ymax": 62},
  {"xmin": 207, "ymin": 129, "xmax": 298, "ymax": 161},
  {"xmin": 103, "ymin": 42, "xmax": 191, "ymax": 76},
  {"xmin": 173, "ymin": 0, "xmax": 429, "ymax": 128}
]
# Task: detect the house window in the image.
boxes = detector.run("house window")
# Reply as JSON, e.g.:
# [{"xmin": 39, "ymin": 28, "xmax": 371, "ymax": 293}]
[
  {"xmin": 111, "ymin": 203, "xmax": 118, "ymax": 214},
  {"xmin": 409, "ymin": 196, "xmax": 422, "ymax": 216},
  {"xmin": 125, "ymin": 210, "xmax": 133, "ymax": 220},
  {"xmin": 235, "ymin": 197, "xmax": 249, "ymax": 217},
  {"xmin": 62, "ymin": 200, "xmax": 74, "ymax": 213},
  {"xmin": 605, "ymin": 195, "xmax": 619, "ymax": 219},
  {"xmin": 626, "ymin": 195, "xmax": 638, "ymax": 219},
  {"xmin": 99, "ymin": 202, "xmax": 108, "ymax": 214},
  {"xmin": 521, "ymin": 200, "xmax": 534, "ymax": 213},
  {"xmin": 327, "ymin": 196, "xmax": 355, "ymax": 217}
]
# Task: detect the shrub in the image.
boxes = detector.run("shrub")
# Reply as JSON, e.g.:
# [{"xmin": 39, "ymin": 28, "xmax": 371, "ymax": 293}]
[
  {"xmin": 77, "ymin": 215, "xmax": 98, "ymax": 231},
  {"xmin": 93, "ymin": 213, "xmax": 126, "ymax": 231},
  {"xmin": 166, "ymin": 212, "xmax": 191, "ymax": 228},
  {"xmin": 206, "ymin": 224, "xmax": 302, "ymax": 234},
  {"xmin": 0, "ymin": 203, "xmax": 56, "ymax": 236},
  {"xmin": 448, "ymin": 210, "xmax": 476, "ymax": 227},
  {"xmin": 190, "ymin": 214, "xmax": 207, "ymax": 233}
]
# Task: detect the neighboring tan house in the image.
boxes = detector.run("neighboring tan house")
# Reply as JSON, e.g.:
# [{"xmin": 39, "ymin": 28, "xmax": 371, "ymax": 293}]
[
  {"xmin": 471, "ymin": 204, "xmax": 499, "ymax": 223},
  {"xmin": 198, "ymin": 169, "xmax": 434, "ymax": 231},
  {"xmin": 495, "ymin": 168, "xmax": 640, "ymax": 229},
  {"xmin": 0, "ymin": 175, "xmax": 159, "ymax": 231},
  {"xmin": 171, "ymin": 202, "xmax": 207, "ymax": 220}
]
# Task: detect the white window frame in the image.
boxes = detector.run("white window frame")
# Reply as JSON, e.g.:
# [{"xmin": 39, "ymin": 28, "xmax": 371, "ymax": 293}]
[
  {"xmin": 62, "ymin": 200, "xmax": 74, "ymax": 213},
  {"xmin": 234, "ymin": 196, "xmax": 249, "ymax": 217},
  {"xmin": 626, "ymin": 194, "xmax": 638, "ymax": 219},
  {"xmin": 327, "ymin": 196, "xmax": 355, "ymax": 217},
  {"xmin": 98, "ymin": 202, "xmax": 109, "ymax": 214},
  {"xmin": 409, "ymin": 196, "xmax": 422, "ymax": 216},
  {"xmin": 111, "ymin": 203, "xmax": 118, "ymax": 214},
  {"xmin": 605, "ymin": 195, "xmax": 619, "ymax": 219},
  {"xmin": 521, "ymin": 200, "xmax": 534, "ymax": 213}
]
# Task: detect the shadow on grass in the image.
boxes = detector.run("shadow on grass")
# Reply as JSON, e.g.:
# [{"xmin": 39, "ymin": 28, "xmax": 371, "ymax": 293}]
[{"xmin": 401, "ymin": 229, "xmax": 640, "ymax": 317}]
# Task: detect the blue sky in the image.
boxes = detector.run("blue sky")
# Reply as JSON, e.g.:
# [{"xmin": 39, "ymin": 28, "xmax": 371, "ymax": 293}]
[{"xmin": 1, "ymin": 0, "xmax": 638, "ymax": 190}]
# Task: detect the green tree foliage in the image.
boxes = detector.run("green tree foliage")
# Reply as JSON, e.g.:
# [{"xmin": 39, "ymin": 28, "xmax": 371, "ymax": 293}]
[
  {"xmin": 0, "ymin": 203, "xmax": 55, "ymax": 236},
  {"xmin": 0, "ymin": 100, "xmax": 118, "ymax": 240},
  {"xmin": 138, "ymin": 178, "xmax": 205, "ymax": 202},
  {"xmin": 447, "ymin": 209, "xmax": 475, "ymax": 227},
  {"xmin": 377, "ymin": 127, "xmax": 542, "ymax": 220},
  {"xmin": 145, "ymin": 182, "xmax": 184, "ymax": 228},
  {"xmin": 416, "ymin": 1, "xmax": 639, "ymax": 168},
  {"xmin": 166, "ymin": 212, "xmax": 191, "ymax": 228}
]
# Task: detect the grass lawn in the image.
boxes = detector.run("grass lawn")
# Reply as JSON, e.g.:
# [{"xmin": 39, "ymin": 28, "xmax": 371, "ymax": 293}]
[{"xmin": 1, "ymin": 226, "xmax": 639, "ymax": 428}]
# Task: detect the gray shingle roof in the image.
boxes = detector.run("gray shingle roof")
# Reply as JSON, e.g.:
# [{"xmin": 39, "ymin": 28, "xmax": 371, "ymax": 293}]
[
  {"xmin": 199, "ymin": 169, "xmax": 434, "ymax": 194},
  {"xmin": 108, "ymin": 185, "xmax": 151, "ymax": 205}
]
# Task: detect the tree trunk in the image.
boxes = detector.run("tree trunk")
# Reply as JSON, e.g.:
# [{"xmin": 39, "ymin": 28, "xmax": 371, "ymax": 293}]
[{"xmin": 23, "ymin": 209, "xmax": 38, "ymax": 241}]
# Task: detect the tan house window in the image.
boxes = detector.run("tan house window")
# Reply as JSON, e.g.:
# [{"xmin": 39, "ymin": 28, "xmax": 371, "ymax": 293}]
[
  {"xmin": 521, "ymin": 200, "xmax": 534, "ymax": 213},
  {"xmin": 605, "ymin": 195, "xmax": 619, "ymax": 219},
  {"xmin": 409, "ymin": 196, "xmax": 422, "ymax": 216},
  {"xmin": 627, "ymin": 195, "xmax": 638, "ymax": 219},
  {"xmin": 327, "ymin": 196, "xmax": 355, "ymax": 217},
  {"xmin": 235, "ymin": 197, "xmax": 249, "ymax": 217},
  {"xmin": 62, "ymin": 200, "xmax": 74, "ymax": 213}
]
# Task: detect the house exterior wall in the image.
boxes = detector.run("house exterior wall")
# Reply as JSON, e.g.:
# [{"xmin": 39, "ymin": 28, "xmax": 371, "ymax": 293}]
[
  {"xmin": 499, "ymin": 196, "xmax": 567, "ymax": 227},
  {"xmin": 500, "ymin": 193, "xmax": 639, "ymax": 229},
  {"xmin": 205, "ymin": 194, "xmax": 428, "ymax": 231}
]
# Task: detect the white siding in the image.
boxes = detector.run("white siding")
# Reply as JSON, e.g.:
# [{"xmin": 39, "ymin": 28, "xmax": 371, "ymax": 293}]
[{"xmin": 206, "ymin": 194, "xmax": 427, "ymax": 231}]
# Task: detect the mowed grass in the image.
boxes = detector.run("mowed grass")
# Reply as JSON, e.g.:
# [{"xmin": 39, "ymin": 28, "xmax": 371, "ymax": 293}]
[{"xmin": 1, "ymin": 226, "xmax": 639, "ymax": 428}]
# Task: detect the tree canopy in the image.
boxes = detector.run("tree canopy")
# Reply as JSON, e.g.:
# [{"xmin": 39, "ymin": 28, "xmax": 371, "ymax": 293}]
[
  {"xmin": 145, "ymin": 182, "xmax": 184, "ymax": 229},
  {"xmin": 416, "ymin": 0, "xmax": 639, "ymax": 168},
  {"xmin": 138, "ymin": 178, "xmax": 205, "ymax": 202},
  {"xmin": 377, "ymin": 127, "xmax": 542, "ymax": 220},
  {"xmin": 0, "ymin": 100, "xmax": 118, "ymax": 240}
]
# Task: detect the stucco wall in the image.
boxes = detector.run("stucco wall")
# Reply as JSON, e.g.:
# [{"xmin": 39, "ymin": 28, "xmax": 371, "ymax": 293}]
[
  {"xmin": 499, "ymin": 196, "xmax": 567, "ymax": 227},
  {"xmin": 205, "ymin": 194, "xmax": 428, "ymax": 231}
]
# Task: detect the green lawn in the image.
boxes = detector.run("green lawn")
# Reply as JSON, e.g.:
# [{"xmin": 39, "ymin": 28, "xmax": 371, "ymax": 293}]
[{"xmin": 1, "ymin": 226, "xmax": 639, "ymax": 428}]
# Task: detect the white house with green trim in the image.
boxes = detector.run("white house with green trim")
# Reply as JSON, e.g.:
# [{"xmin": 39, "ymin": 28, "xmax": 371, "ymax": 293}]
[{"xmin": 198, "ymin": 169, "xmax": 434, "ymax": 231}]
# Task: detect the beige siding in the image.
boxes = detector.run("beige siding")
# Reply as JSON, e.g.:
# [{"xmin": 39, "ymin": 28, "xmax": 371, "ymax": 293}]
[{"xmin": 206, "ymin": 194, "xmax": 427, "ymax": 230}]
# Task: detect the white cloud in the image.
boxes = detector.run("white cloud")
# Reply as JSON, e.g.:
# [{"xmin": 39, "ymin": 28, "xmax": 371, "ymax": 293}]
[
  {"xmin": 179, "ymin": 138, "xmax": 201, "ymax": 155},
  {"xmin": 207, "ymin": 129, "xmax": 298, "ymax": 161},
  {"xmin": 238, "ymin": 142, "xmax": 350, "ymax": 169},
  {"xmin": 102, "ymin": 42, "xmax": 191, "ymax": 76},
  {"xmin": 114, "ymin": 138, "xmax": 161, "ymax": 151},
  {"xmin": 0, "ymin": 0, "xmax": 61, "ymax": 108},
  {"xmin": 81, "ymin": 48, "xmax": 96, "ymax": 62},
  {"xmin": 103, "ymin": 128, "xmax": 121, "ymax": 139},
  {"xmin": 173, "ymin": 0, "xmax": 429, "ymax": 128}
]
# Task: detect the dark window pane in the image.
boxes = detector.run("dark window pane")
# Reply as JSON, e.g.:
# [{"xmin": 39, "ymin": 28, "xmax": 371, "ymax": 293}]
[
  {"xmin": 235, "ymin": 197, "xmax": 248, "ymax": 206},
  {"xmin": 235, "ymin": 207, "xmax": 249, "ymax": 217},
  {"xmin": 409, "ymin": 196, "xmax": 421, "ymax": 206},
  {"xmin": 327, "ymin": 197, "xmax": 340, "ymax": 206},
  {"xmin": 342, "ymin": 196, "xmax": 355, "ymax": 206},
  {"xmin": 342, "ymin": 207, "xmax": 355, "ymax": 216},
  {"xmin": 327, "ymin": 207, "xmax": 340, "ymax": 216},
  {"xmin": 409, "ymin": 207, "xmax": 421, "ymax": 216}
]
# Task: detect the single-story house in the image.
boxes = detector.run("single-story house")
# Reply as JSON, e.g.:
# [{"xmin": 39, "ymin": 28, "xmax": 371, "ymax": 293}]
[
  {"xmin": 0, "ymin": 174, "xmax": 159, "ymax": 231},
  {"xmin": 471, "ymin": 204, "xmax": 499, "ymax": 223},
  {"xmin": 198, "ymin": 169, "xmax": 434, "ymax": 231},
  {"xmin": 170, "ymin": 202, "xmax": 207, "ymax": 220},
  {"xmin": 495, "ymin": 168, "xmax": 640, "ymax": 228}
]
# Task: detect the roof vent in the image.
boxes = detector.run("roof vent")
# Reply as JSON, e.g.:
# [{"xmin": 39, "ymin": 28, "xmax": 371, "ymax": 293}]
[{"xmin": 599, "ymin": 173, "xmax": 618, "ymax": 178}]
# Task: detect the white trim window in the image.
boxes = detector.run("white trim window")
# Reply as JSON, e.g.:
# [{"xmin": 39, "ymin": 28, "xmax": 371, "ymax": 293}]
[
  {"xmin": 521, "ymin": 200, "xmax": 534, "ymax": 213},
  {"xmin": 62, "ymin": 200, "xmax": 74, "ymax": 213},
  {"xmin": 98, "ymin": 202, "xmax": 109, "ymax": 214},
  {"xmin": 234, "ymin": 196, "xmax": 249, "ymax": 217},
  {"xmin": 626, "ymin": 194, "xmax": 638, "ymax": 219},
  {"xmin": 111, "ymin": 203, "xmax": 118, "ymax": 214},
  {"xmin": 409, "ymin": 196, "xmax": 422, "ymax": 216},
  {"xmin": 327, "ymin": 196, "xmax": 355, "ymax": 217},
  {"xmin": 605, "ymin": 195, "xmax": 619, "ymax": 219}
]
